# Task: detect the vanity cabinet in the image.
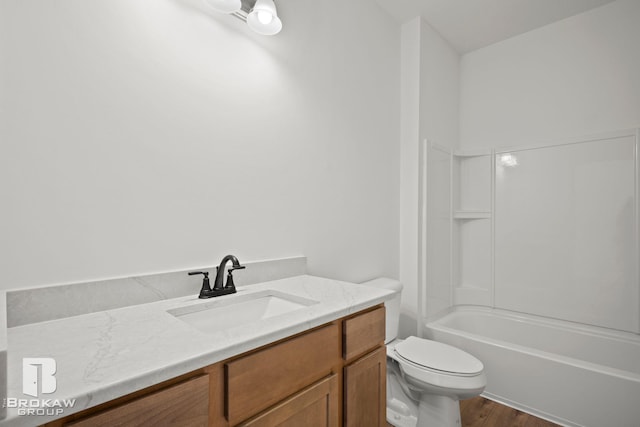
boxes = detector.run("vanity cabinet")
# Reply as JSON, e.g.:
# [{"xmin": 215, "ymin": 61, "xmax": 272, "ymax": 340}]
[{"xmin": 43, "ymin": 305, "xmax": 385, "ymax": 427}]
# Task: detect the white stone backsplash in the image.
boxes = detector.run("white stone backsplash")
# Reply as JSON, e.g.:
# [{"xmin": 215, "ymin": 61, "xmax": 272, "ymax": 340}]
[{"xmin": 6, "ymin": 256, "xmax": 306, "ymax": 328}]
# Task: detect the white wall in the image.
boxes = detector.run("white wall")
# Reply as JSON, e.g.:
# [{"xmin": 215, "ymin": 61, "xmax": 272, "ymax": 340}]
[
  {"xmin": 400, "ymin": 18, "xmax": 458, "ymax": 335},
  {"xmin": 418, "ymin": 24, "xmax": 460, "ymax": 150},
  {"xmin": 400, "ymin": 19, "xmax": 421, "ymax": 336},
  {"xmin": 0, "ymin": 0, "xmax": 400, "ymax": 290},
  {"xmin": 460, "ymin": 0, "xmax": 640, "ymax": 149}
]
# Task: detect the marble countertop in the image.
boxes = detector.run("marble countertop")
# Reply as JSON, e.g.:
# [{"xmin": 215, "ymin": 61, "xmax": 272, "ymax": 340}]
[{"xmin": 2, "ymin": 275, "xmax": 393, "ymax": 427}]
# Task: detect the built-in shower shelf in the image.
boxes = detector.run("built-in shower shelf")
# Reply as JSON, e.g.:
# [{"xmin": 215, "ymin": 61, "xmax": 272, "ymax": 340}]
[{"xmin": 453, "ymin": 210, "xmax": 492, "ymax": 219}]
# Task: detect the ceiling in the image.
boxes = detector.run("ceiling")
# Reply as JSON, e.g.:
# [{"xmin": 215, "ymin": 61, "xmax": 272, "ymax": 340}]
[{"xmin": 373, "ymin": 0, "xmax": 617, "ymax": 53}]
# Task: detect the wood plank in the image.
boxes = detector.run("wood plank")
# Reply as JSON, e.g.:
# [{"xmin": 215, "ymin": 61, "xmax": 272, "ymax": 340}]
[
  {"xmin": 459, "ymin": 395, "xmax": 494, "ymax": 427},
  {"xmin": 461, "ymin": 397, "xmax": 560, "ymax": 427},
  {"xmin": 522, "ymin": 413, "xmax": 563, "ymax": 427},
  {"xmin": 489, "ymin": 403, "xmax": 528, "ymax": 427}
]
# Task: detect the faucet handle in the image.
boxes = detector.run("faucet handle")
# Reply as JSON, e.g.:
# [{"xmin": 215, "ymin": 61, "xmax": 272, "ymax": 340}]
[
  {"xmin": 188, "ymin": 271, "xmax": 212, "ymax": 297},
  {"xmin": 225, "ymin": 265, "xmax": 246, "ymax": 290},
  {"xmin": 225, "ymin": 270, "xmax": 237, "ymax": 289},
  {"xmin": 188, "ymin": 271, "xmax": 209, "ymax": 277}
]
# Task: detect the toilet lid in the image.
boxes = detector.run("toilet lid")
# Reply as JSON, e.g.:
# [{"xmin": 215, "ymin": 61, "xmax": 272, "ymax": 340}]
[{"xmin": 394, "ymin": 337, "xmax": 484, "ymax": 375}]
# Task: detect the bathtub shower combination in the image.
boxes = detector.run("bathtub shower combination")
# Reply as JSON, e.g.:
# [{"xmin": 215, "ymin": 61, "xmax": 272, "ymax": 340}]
[{"xmin": 420, "ymin": 129, "xmax": 640, "ymax": 427}]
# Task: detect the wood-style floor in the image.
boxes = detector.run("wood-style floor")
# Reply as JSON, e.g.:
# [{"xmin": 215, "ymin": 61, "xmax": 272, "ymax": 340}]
[
  {"xmin": 460, "ymin": 397, "xmax": 560, "ymax": 427},
  {"xmin": 386, "ymin": 396, "xmax": 560, "ymax": 427}
]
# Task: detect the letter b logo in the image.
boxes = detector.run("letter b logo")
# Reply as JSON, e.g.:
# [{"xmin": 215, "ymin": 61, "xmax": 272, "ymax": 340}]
[{"xmin": 23, "ymin": 358, "xmax": 57, "ymax": 397}]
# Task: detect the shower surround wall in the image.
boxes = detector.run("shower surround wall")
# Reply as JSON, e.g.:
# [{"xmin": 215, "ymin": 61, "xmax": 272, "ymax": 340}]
[
  {"xmin": 423, "ymin": 129, "xmax": 640, "ymax": 334},
  {"xmin": 494, "ymin": 134, "xmax": 638, "ymax": 332},
  {"xmin": 440, "ymin": 0, "xmax": 640, "ymax": 331}
]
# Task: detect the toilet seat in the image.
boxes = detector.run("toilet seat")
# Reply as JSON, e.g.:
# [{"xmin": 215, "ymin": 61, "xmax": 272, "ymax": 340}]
[
  {"xmin": 394, "ymin": 336, "xmax": 484, "ymax": 376},
  {"xmin": 388, "ymin": 337, "xmax": 487, "ymax": 398}
]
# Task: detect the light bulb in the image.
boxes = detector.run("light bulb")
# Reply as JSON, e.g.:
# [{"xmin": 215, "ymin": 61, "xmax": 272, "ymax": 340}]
[
  {"xmin": 257, "ymin": 10, "xmax": 273, "ymax": 25},
  {"xmin": 247, "ymin": 0, "xmax": 282, "ymax": 35}
]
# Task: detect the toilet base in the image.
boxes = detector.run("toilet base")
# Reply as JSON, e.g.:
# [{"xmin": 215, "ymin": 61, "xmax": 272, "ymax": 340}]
[
  {"xmin": 417, "ymin": 394, "xmax": 461, "ymax": 427},
  {"xmin": 387, "ymin": 360, "xmax": 418, "ymax": 427},
  {"xmin": 387, "ymin": 358, "xmax": 464, "ymax": 427}
]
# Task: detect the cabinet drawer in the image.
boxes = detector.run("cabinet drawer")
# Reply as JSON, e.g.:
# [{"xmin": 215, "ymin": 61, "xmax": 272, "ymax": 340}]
[
  {"xmin": 238, "ymin": 374, "xmax": 339, "ymax": 427},
  {"xmin": 343, "ymin": 306, "xmax": 385, "ymax": 361},
  {"xmin": 66, "ymin": 375, "xmax": 209, "ymax": 427},
  {"xmin": 225, "ymin": 323, "xmax": 341, "ymax": 425}
]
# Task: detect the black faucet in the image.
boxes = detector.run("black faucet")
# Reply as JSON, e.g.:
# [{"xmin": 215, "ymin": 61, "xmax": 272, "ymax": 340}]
[
  {"xmin": 213, "ymin": 254, "xmax": 245, "ymax": 291},
  {"xmin": 188, "ymin": 254, "xmax": 245, "ymax": 299}
]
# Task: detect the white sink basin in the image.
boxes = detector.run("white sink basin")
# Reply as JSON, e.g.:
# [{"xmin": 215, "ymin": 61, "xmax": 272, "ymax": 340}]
[{"xmin": 167, "ymin": 291, "xmax": 318, "ymax": 334}]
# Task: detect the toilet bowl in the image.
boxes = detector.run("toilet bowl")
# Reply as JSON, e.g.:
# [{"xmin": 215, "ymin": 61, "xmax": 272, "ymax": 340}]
[{"xmin": 361, "ymin": 278, "xmax": 486, "ymax": 427}]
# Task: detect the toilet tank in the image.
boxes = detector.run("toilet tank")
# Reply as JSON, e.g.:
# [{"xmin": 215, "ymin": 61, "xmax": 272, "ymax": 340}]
[{"xmin": 360, "ymin": 278, "xmax": 402, "ymax": 344}]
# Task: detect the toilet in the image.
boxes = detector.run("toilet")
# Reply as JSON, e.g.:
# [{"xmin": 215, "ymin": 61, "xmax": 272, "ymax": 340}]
[{"xmin": 361, "ymin": 278, "xmax": 486, "ymax": 427}]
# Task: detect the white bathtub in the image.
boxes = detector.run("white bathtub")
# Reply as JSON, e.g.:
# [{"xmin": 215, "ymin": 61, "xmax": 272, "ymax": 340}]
[{"xmin": 424, "ymin": 307, "xmax": 640, "ymax": 427}]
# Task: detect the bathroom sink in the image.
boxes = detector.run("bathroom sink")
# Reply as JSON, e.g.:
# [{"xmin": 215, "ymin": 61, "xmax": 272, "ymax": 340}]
[{"xmin": 167, "ymin": 291, "xmax": 318, "ymax": 334}]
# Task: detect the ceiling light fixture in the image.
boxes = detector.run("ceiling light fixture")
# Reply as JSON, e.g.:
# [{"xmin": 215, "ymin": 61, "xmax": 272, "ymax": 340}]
[{"xmin": 204, "ymin": 0, "xmax": 282, "ymax": 36}]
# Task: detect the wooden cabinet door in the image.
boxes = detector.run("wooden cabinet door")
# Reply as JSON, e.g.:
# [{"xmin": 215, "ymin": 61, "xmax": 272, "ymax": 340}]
[
  {"xmin": 238, "ymin": 374, "xmax": 339, "ymax": 427},
  {"xmin": 225, "ymin": 323, "xmax": 340, "ymax": 425},
  {"xmin": 343, "ymin": 347, "xmax": 386, "ymax": 427},
  {"xmin": 65, "ymin": 375, "xmax": 209, "ymax": 427}
]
